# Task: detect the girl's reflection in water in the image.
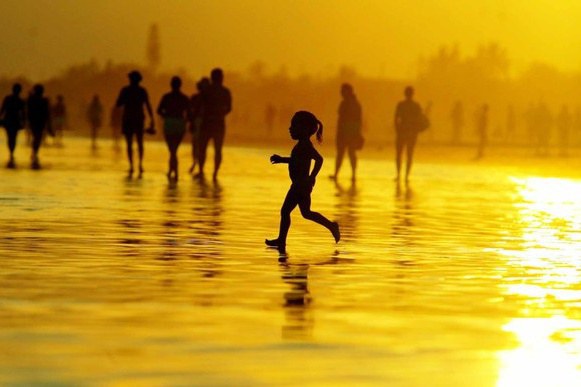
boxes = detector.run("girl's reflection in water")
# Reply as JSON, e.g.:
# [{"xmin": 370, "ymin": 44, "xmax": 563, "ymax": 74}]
[{"xmin": 278, "ymin": 251, "xmax": 349, "ymax": 341}]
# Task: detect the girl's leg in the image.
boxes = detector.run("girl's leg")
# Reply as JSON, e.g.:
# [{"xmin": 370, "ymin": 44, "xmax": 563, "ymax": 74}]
[
  {"xmin": 298, "ymin": 194, "xmax": 340, "ymax": 242},
  {"xmin": 266, "ymin": 189, "xmax": 298, "ymax": 248}
]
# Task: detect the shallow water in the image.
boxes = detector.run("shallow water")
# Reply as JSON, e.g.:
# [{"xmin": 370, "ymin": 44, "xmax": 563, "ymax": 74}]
[{"xmin": 1, "ymin": 138, "xmax": 580, "ymax": 386}]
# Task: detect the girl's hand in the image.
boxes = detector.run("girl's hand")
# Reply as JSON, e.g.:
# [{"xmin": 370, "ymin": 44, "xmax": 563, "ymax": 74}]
[
  {"xmin": 309, "ymin": 176, "xmax": 316, "ymax": 187},
  {"xmin": 270, "ymin": 154, "xmax": 282, "ymax": 164}
]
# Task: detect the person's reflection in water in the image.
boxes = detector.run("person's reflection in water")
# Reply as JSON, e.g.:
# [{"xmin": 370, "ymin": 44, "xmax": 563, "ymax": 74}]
[
  {"xmin": 392, "ymin": 181, "xmax": 416, "ymax": 247},
  {"xmin": 333, "ymin": 180, "xmax": 359, "ymax": 243},
  {"xmin": 279, "ymin": 255, "xmax": 313, "ymax": 340},
  {"xmin": 187, "ymin": 178, "xmax": 224, "ymax": 278},
  {"xmin": 160, "ymin": 184, "xmax": 181, "ymax": 261}
]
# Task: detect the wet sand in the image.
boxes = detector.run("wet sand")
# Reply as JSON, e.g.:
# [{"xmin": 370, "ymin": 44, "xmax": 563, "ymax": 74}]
[{"xmin": 1, "ymin": 138, "xmax": 580, "ymax": 385}]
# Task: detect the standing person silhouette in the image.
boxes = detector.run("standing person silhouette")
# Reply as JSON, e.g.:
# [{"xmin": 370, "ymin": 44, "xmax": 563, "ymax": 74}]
[
  {"xmin": 475, "ymin": 104, "xmax": 489, "ymax": 159},
  {"xmin": 27, "ymin": 84, "xmax": 52, "ymax": 169},
  {"xmin": 115, "ymin": 70, "xmax": 154, "ymax": 178},
  {"xmin": 394, "ymin": 86, "xmax": 424, "ymax": 182},
  {"xmin": 157, "ymin": 76, "xmax": 192, "ymax": 182},
  {"xmin": 331, "ymin": 83, "xmax": 362, "ymax": 182},
  {"xmin": 188, "ymin": 77, "xmax": 210, "ymax": 176},
  {"xmin": 51, "ymin": 95, "xmax": 67, "ymax": 147},
  {"xmin": 197, "ymin": 68, "xmax": 232, "ymax": 181},
  {"xmin": 450, "ymin": 100, "xmax": 464, "ymax": 145},
  {"xmin": 266, "ymin": 111, "xmax": 340, "ymax": 253},
  {"xmin": 1, "ymin": 83, "xmax": 26, "ymax": 168},
  {"xmin": 87, "ymin": 94, "xmax": 103, "ymax": 150}
]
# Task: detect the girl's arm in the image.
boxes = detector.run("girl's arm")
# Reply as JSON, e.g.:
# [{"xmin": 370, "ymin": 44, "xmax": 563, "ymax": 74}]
[
  {"xmin": 309, "ymin": 149, "xmax": 324, "ymax": 181},
  {"xmin": 270, "ymin": 154, "xmax": 290, "ymax": 164}
]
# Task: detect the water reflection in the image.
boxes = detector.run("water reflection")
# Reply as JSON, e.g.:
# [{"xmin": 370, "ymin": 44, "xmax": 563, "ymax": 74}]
[
  {"xmin": 392, "ymin": 181, "xmax": 415, "ymax": 244},
  {"xmin": 333, "ymin": 180, "xmax": 359, "ymax": 243},
  {"xmin": 280, "ymin": 257, "xmax": 313, "ymax": 340},
  {"xmin": 496, "ymin": 177, "xmax": 581, "ymax": 386}
]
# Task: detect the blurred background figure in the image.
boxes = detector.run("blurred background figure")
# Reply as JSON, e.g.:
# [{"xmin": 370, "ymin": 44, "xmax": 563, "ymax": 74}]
[
  {"xmin": 331, "ymin": 83, "xmax": 362, "ymax": 182},
  {"xmin": 394, "ymin": 86, "xmax": 425, "ymax": 182},
  {"xmin": 535, "ymin": 101, "xmax": 552, "ymax": 157},
  {"xmin": 556, "ymin": 104, "xmax": 572, "ymax": 157},
  {"xmin": 27, "ymin": 84, "xmax": 52, "ymax": 169},
  {"xmin": 157, "ymin": 75, "xmax": 191, "ymax": 182},
  {"xmin": 474, "ymin": 103, "xmax": 489, "ymax": 159},
  {"xmin": 450, "ymin": 100, "xmax": 464, "ymax": 145},
  {"xmin": 505, "ymin": 104, "xmax": 516, "ymax": 145},
  {"xmin": 265, "ymin": 103, "xmax": 276, "ymax": 137},
  {"xmin": 197, "ymin": 68, "xmax": 232, "ymax": 181},
  {"xmin": 110, "ymin": 105, "xmax": 123, "ymax": 153},
  {"xmin": 1, "ymin": 83, "xmax": 26, "ymax": 168},
  {"xmin": 51, "ymin": 95, "xmax": 67, "ymax": 148},
  {"xmin": 87, "ymin": 94, "xmax": 103, "ymax": 150},
  {"xmin": 189, "ymin": 77, "xmax": 210, "ymax": 176}
]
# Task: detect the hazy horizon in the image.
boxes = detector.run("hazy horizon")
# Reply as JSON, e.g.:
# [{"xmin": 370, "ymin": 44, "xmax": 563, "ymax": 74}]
[{"xmin": 1, "ymin": 0, "xmax": 580, "ymax": 81}]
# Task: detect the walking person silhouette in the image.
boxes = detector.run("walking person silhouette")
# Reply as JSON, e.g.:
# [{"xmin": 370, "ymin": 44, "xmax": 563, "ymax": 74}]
[
  {"xmin": 197, "ymin": 68, "xmax": 231, "ymax": 181},
  {"xmin": 157, "ymin": 76, "xmax": 192, "ymax": 182},
  {"xmin": 27, "ymin": 84, "xmax": 53, "ymax": 169},
  {"xmin": 115, "ymin": 70, "xmax": 154, "ymax": 178},
  {"xmin": 266, "ymin": 111, "xmax": 340, "ymax": 253},
  {"xmin": 1, "ymin": 83, "xmax": 26, "ymax": 168},
  {"xmin": 188, "ymin": 77, "xmax": 210, "ymax": 176},
  {"xmin": 330, "ymin": 83, "xmax": 362, "ymax": 182},
  {"xmin": 394, "ymin": 86, "xmax": 426, "ymax": 182}
]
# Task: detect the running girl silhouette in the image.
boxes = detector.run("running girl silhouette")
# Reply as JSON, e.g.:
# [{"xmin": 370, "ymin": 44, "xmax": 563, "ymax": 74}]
[{"xmin": 266, "ymin": 111, "xmax": 340, "ymax": 252}]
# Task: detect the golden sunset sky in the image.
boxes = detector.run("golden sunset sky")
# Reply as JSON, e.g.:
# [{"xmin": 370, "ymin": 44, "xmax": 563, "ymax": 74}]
[{"xmin": 0, "ymin": 0, "xmax": 580, "ymax": 80}]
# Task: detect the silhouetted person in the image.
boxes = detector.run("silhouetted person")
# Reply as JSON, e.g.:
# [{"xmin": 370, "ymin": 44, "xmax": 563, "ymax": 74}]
[
  {"xmin": 331, "ymin": 83, "xmax": 362, "ymax": 182},
  {"xmin": 157, "ymin": 76, "xmax": 192, "ymax": 182},
  {"xmin": 197, "ymin": 68, "xmax": 232, "ymax": 181},
  {"xmin": 116, "ymin": 70, "xmax": 154, "ymax": 177},
  {"xmin": 557, "ymin": 104, "xmax": 572, "ymax": 157},
  {"xmin": 266, "ymin": 111, "xmax": 340, "ymax": 253},
  {"xmin": 27, "ymin": 84, "xmax": 52, "ymax": 169},
  {"xmin": 450, "ymin": 100, "xmax": 464, "ymax": 145},
  {"xmin": 188, "ymin": 77, "xmax": 210, "ymax": 175},
  {"xmin": 265, "ymin": 103, "xmax": 276, "ymax": 136},
  {"xmin": 475, "ymin": 104, "xmax": 489, "ymax": 159},
  {"xmin": 1, "ymin": 83, "xmax": 26, "ymax": 168},
  {"xmin": 535, "ymin": 101, "xmax": 552, "ymax": 156},
  {"xmin": 51, "ymin": 95, "xmax": 67, "ymax": 147},
  {"xmin": 394, "ymin": 86, "xmax": 425, "ymax": 182},
  {"xmin": 87, "ymin": 94, "xmax": 103, "ymax": 150},
  {"xmin": 505, "ymin": 105, "xmax": 516, "ymax": 145},
  {"xmin": 110, "ymin": 105, "xmax": 123, "ymax": 152}
]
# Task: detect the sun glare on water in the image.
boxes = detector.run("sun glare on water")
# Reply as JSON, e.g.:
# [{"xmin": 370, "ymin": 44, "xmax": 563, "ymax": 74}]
[{"xmin": 496, "ymin": 177, "xmax": 581, "ymax": 386}]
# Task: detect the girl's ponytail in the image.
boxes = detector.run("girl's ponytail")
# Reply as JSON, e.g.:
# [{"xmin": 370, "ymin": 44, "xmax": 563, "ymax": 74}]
[{"xmin": 315, "ymin": 119, "xmax": 323, "ymax": 143}]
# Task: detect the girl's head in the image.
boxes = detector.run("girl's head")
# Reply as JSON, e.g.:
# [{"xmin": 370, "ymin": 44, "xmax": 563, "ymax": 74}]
[{"xmin": 290, "ymin": 111, "xmax": 323, "ymax": 143}]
